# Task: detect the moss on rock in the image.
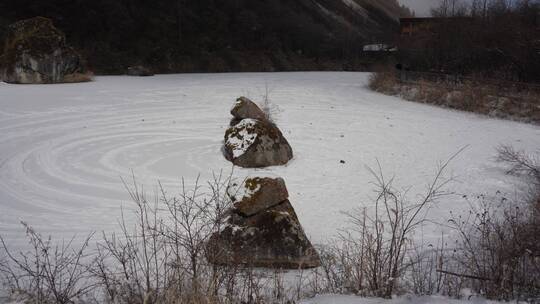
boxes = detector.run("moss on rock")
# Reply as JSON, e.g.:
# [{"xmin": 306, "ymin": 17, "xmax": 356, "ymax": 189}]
[
  {"xmin": 207, "ymin": 200, "xmax": 320, "ymax": 269},
  {"xmin": 1, "ymin": 17, "xmax": 87, "ymax": 84},
  {"xmin": 233, "ymin": 177, "xmax": 289, "ymax": 217},
  {"xmin": 223, "ymin": 118, "xmax": 293, "ymax": 168}
]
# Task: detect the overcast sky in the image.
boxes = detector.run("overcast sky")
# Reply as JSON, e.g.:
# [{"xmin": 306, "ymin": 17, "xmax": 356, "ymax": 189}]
[{"xmin": 398, "ymin": 0, "xmax": 466, "ymax": 17}]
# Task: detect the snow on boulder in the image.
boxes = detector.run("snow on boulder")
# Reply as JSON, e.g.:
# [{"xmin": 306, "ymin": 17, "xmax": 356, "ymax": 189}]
[
  {"xmin": 230, "ymin": 96, "xmax": 268, "ymax": 125},
  {"xmin": 223, "ymin": 118, "xmax": 293, "ymax": 168},
  {"xmin": 207, "ymin": 177, "xmax": 320, "ymax": 269},
  {"xmin": 230, "ymin": 177, "xmax": 289, "ymax": 216},
  {"xmin": 0, "ymin": 17, "xmax": 89, "ymax": 84},
  {"xmin": 223, "ymin": 118, "xmax": 259, "ymax": 159}
]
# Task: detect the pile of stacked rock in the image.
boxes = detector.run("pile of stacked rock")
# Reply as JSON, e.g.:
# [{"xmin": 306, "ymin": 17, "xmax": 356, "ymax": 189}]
[
  {"xmin": 208, "ymin": 97, "xmax": 320, "ymax": 269},
  {"xmin": 223, "ymin": 97, "xmax": 293, "ymax": 168}
]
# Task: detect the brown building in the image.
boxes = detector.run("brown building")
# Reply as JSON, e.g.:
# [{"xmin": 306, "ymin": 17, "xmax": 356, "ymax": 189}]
[
  {"xmin": 399, "ymin": 17, "xmax": 473, "ymax": 37},
  {"xmin": 400, "ymin": 17, "xmax": 436, "ymax": 36}
]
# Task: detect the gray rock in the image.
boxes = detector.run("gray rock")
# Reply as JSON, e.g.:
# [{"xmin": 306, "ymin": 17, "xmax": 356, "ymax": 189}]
[
  {"xmin": 230, "ymin": 96, "xmax": 268, "ymax": 123},
  {"xmin": 231, "ymin": 177, "xmax": 289, "ymax": 217},
  {"xmin": 207, "ymin": 200, "xmax": 320, "ymax": 269},
  {"xmin": 1, "ymin": 17, "xmax": 88, "ymax": 84},
  {"xmin": 223, "ymin": 118, "xmax": 293, "ymax": 168}
]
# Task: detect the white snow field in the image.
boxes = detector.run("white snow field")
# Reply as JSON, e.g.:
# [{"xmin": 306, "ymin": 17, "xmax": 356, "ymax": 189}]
[
  {"xmin": 0, "ymin": 72, "xmax": 538, "ymax": 249},
  {"xmin": 300, "ymin": 294, "xmax": 506, "ymax": 304}
]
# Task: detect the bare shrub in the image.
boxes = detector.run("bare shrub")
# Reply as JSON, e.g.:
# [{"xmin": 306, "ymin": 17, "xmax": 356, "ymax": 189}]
[
  {"xmin": 62, "ymin": 72, "xmax": 94, "ymax": 83},
  {"xmin": 92, "ymin": 187, "xmax": 166, "ymax": 304},
  {"xmin": 4, "ymin": 147, "xmax": 538, "ymax": 302},
  {"xmin": 0, "ymin": 172, "xmax": 303, "ymax": 304},
  {"xmin": 314, "ymin": 150, "xmax": 461, "ymax": 299},
  {"xmin": 258, "ymin": 83, "xmax": 280, "ymax": 124},
  {"xmin": 349, "ymin": 160, "xmax": 452, "ymax": 298},
  {"xmin": 496, "ymin": 145, "xmax": 540, "ymax": 181},
  {"xmin": 439, "ymin": 147, "xmax": 540, "ymax": 301},
  {"xmin": 0, "ymin": 223, "xmax": 95, "ymax": 304},
  {"xmin": 92, "ymin": 172, "xmax": 236, "ymax": 304},
  {"xmin": 312, "ymin": 240, "xmax": 362, "ymax": 294},
  {"xmin": 406, "ymin": 238, "xmax": 448, "ymax": 296},
  {"xmin": 369, "ymin": 65, "xmax": 540, "ymax": 124},
  {"xmin": 444, "ymin": 194, "xmax": 540, "ymax": 301},
  {"xmin": 368, "ymin": 71, "xmax": 398, "ymax": 93}
]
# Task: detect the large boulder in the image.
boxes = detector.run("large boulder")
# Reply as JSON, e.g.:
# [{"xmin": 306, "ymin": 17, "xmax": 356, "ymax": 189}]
[
  {"xmin": 0, "ymin": 17, "xmax": 88, "ymax": 84},
  {"xmin": 208, "ymin": 177, "xmax": 320, "ymax": 269},
  {"xmin": 230, "ymin": 177, "xmax": 289, "ymax": 217},
  {"xmin": 207, "ymin": 201, "xmax": 320, "ymax": 269},
  {"xmin": 230, "ymin": 96, "xmax": 268, "ymax": 125},
  {"xmin": 223, "ymin": 118, "xmax": 293, "ymax": 168}
]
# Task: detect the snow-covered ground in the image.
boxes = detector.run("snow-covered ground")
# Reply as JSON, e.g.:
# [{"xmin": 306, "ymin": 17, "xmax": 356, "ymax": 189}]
[
  {"xmin": 300, "ymin": 294, "xmax": 508, "ymax": 304},
  {"xmin": 0, "ymin": 72, "xmax": 538, "ymax": 249}
]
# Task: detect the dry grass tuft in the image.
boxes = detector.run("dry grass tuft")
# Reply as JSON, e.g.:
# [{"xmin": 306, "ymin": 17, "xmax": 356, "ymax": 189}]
[
  {"xmin": 368, "ymin": 71, "xmax": 540, "ymax": 124},
  {"xmin": 62, "ymin": 71, "xmax": 94, "ymax": 83},
  {"xmin": 368, "ymin": 72, "xmax": 397, "ymax": 93}
]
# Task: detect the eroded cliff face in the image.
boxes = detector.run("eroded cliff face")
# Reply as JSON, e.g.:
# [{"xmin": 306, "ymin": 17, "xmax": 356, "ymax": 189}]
[{"xmin": 301, "ymin": 0, "xmax": 405, "ymax": 37}]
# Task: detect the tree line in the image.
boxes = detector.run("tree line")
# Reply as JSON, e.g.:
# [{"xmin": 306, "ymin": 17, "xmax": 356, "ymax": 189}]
[{"xmin": 399, "ymin": 0, "xmax": 540, "ymax": 82}]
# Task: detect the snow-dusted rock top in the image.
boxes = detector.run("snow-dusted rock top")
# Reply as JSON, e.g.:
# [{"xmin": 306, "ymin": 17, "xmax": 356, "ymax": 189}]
[
  {"xmin": 225, "ymin": 118, "xmax": 259, "ymax": 158},
  {"xmin": 222, "ymin": 114, "xmax": 293, "ymax": 168}
]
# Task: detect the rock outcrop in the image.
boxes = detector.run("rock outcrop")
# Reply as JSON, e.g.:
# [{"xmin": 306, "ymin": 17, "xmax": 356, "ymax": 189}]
[
  {"xmin": 223, "ymin": 97, "xmax": 293, "ymax": 168},
  {"xmin": 0, "ymin": 17, "xmax": 88, "ymax": 84},
  {"xmin": 207, "ymin": 177, "xmax": 320, "ymax": 269},
  {"xmin": 212, "ymin": 98, "xmax": 316, "ymax": 269}
]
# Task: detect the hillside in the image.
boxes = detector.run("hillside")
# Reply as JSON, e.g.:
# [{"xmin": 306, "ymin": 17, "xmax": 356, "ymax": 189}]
[{"xmin": 0, "ymin": 0, "xmax": 409, "ymax": 74}]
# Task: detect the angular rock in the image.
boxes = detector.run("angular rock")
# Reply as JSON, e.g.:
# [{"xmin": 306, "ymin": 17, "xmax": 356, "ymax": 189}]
[
  {"xmin": 231, "ymin": 177, "xmax": 289, "ymax": 217},
  {"xmin": 207, "ymin": 200, "xmax": 320, "ymax": 269},
  {"xmin": 127, "ymin": 65, "xmax": 154, "ymax": 76},
  {"xmin": 230, "ymin": 96, "xmax": 268, "ymax": 123},
  {"xmin": 0, "ymin": 17, "xmax": 88, "ymax": 84},
  {"xmin": 223, "ymin": 118, "xmax": 293, "ymax": 168},
  {"xmin": 208, "ymin": 176, "xmax": 320, "ymax": 269}
]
